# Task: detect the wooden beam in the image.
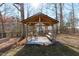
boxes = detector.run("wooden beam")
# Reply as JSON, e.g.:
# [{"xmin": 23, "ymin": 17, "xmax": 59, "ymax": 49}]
[
  {"xmin": 45, "ymin": 26, "xmax": 48, "ymax": 33},
  {"xmin": 24, "ymin": 22, "xmax": 52, "ymax": 23},
  {"xmin": 26, "ymin": 24, "xmax": 28, "ymax": 37}
]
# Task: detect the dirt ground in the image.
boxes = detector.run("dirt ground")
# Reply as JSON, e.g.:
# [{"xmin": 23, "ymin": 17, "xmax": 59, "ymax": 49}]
[
  {"xmin": 57, "ymin": 34, "xmax": 79, "ymax": 47},
  {"xmin": 0, "ymin": 34, "xmax": 79, "ymax": 56},
  {"xmin": 56, "ymin": 34, "xmax": 79, "ymax": 52}
]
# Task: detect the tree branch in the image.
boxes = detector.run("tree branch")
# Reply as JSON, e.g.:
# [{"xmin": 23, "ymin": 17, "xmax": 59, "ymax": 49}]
[
  {"xmin": 0, "ymin": 3, "xmax": 4, "ymax": 7},
  {"xmin": 13, "ymin": 4, "xmax": 20, "ymax": 11}
]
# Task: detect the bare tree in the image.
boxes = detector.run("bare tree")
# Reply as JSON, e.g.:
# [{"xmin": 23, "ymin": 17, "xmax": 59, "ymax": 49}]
[
  {"xmin": 13, "ymin": 3, "xmax": 26, "ymax": 39},
  {"xmin": 59, "ymin": 3, "xmax": 64, "ymax": 33},
  {"xmin": 0, "ymin": 3, "xmax": 5, "ymax": 38},
  {"xmin": 54, "ymin": 3, "xmax": 58, "ymax": 34},
  {"xmin": 0, "ymin": 11, "xmax": 5, "ymax": 38},
  {"xmin": 0, "ymin": 3, "xmax": 4, "ymax": 6},
  {"xmin": 71, "ymin": 3, "xmax": 75, "ymax": 33},
  {"xmin": 26, "ymin": 3, "xmax": 30, "ymax": 17}
]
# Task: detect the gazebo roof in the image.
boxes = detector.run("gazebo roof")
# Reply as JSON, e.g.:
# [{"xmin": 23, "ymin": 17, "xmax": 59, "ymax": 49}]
[{"xmin": 21, "ymin": 12, "xmax": 59, "ymax": 26}]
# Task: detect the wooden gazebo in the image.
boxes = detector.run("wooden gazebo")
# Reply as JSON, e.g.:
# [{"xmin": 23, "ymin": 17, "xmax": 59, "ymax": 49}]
[{"xmin": 21, "ymin": 12, "xmax": 58, "ymax": 39}]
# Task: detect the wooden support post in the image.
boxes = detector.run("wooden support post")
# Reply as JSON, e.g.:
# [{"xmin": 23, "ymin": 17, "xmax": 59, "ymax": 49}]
[
  {"xmin": 39, "ymin": 17, "xmax": 41, "ymax": 36},
  {"xmin": 52, "ymin": 25, "xmax": 54, "ymax": 39},
  {"xmin": 33, "ymin": 25, "xmax": 35, "ymax": 36},
  {"xmin": 45, "ymin": 26, "xmax": 48, "ymax": 34},
  {"xmin": 52, "ymin": 25, "xmax": 56, "ymax": 39},
  {"xmin": 54, "ymin": 25, "xmax": 56, "ymax": 39},
  {"xmin": 26, "ymin": 24, "xmax": 28, "ymax": 37}
]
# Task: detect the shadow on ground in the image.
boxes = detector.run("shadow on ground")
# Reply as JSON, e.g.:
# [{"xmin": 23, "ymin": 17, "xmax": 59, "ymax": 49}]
[
  {"xmin": 0, "ymin": 46, "xmax": 13, "ymax": 56},
  {"xmin": 14, "ymin": 41, "xmax": 79, "ymax": 56}
]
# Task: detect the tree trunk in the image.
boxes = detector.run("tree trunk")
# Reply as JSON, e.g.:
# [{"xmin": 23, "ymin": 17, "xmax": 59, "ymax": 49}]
[
  {"xmin": 0, "ymin": 12, "xmax": 5, "ymax": 38},
  {"xmin": 27, "ymin": 3, "xmax": 29, "ymax": 18},
  {"xmin": 55, "ymin": 3, "xmax": 58, "ymax": 34},
  {"xmin": 0, "ymin": 4, "xmax": 5, "ymax": 38},
  {"xmin": 72, "ymin": 3, "xmax": 75, "ymax": 33},
  {"xmin": 20, "ymin": 3, "xmax": 26, "ymax": 38},
  {"xmin": 59, "ymin": 3, "xmax": 64, "ymax": 33}
]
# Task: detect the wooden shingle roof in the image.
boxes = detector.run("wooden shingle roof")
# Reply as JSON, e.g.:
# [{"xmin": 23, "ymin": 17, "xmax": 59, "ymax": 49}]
[{"xmin": 21, "ymin": 12, "xmax": 59, "ymax": 26}]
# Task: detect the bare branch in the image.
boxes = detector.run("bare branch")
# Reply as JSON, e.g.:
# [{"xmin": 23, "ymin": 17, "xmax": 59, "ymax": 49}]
[
  {"xmin": 14, "ymin": 3, "xmax": 20, "ymax": 5},
  {"xmin": 0, "ymin": 3, "xmax": 4, "ymax": 7},
  {"xmin": 13, "ymin": 4, "xmax": 20, "ymax": 11}
]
